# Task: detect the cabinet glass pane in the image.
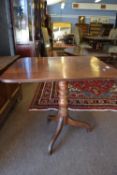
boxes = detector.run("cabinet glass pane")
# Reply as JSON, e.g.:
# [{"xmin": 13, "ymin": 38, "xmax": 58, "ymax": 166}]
[{"xmin": 13, "ymin": 0, "xmax": 34, "ymax": 44}]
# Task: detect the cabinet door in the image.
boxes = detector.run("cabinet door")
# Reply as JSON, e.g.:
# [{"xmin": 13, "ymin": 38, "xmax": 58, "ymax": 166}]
[
  {"xmin": 0, "ymin": 83, "xmax": 8, "ymax": 110},
  {"xmin": 0, "ymin": 82, "xmax": 21, "ymax": 124},
  {"xmin": 5, "ymin": 83, "xmax": 20, "ymax": 98}
]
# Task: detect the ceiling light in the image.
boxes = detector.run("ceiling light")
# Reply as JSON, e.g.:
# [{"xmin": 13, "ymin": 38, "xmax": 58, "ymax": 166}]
[
  {"xmin": 47, "ymin": 0, "xmax": 63, "ymax": 5},
  {"xmin": 95, "ymin": 0, "xmax": 101, "ymax": 3},
  {"xmin": 61, "ymin": 2, "xmax": 65, "ymax": 9}
]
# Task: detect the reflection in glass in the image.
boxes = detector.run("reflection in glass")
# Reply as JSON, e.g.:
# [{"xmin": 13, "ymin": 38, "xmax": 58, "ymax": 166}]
[
  {"xmin": 53, "ymin": 22, "xmax": 71, "ymax": 41},
  {"xmin": 13, "ymin": 0, "xmax": 34, "ymax": 44}
]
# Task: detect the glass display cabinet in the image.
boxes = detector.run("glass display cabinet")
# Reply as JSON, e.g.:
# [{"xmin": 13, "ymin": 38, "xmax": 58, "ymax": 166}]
[
  {"xmin": 12, "ymin": 0, "xmax": 34, "ymax": 44},
  {"xmin": 10, "ymin": 0, "xmax": 49, "ymax": 56}
]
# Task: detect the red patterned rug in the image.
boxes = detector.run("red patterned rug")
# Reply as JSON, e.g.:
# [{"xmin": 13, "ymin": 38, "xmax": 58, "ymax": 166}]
[{"xmin": 29, "ymin": 80, "xmax": 117, "ymax": 111}]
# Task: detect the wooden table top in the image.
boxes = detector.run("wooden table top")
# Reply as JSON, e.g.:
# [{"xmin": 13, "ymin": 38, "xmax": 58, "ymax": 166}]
[
  {"xmin": 64, "ymin": 47, "xmax": 110, "ymax": 57},
  {"xmin": 0, "ymin": 56, "xmax": 117, "ymax": 83},
  {"xmin": 0, "ymin": 56, "xmax": 20, "ymax": 74}
]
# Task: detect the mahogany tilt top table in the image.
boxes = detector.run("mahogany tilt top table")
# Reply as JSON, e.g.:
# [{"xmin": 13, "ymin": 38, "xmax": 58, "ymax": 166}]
[{"xmin": 1, "ymin": 56, "xmax": 117, "ymax": 154}]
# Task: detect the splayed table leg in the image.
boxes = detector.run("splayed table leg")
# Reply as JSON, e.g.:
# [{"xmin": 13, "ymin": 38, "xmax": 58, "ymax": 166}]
[{"xmin": 48, "ymin": 81, "xmax": 92, "ymax": 154}]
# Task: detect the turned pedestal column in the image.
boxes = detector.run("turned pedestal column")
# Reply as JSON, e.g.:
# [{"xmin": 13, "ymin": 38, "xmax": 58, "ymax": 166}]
[{"xmin": 48, "ymin": 81, "xmax": 92, "ymax": 154}]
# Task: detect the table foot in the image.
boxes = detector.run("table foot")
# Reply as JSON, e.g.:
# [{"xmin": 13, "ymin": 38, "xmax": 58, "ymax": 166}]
[
  {"xmin": 48, "ymin": 117, "xmax": 64, "ymax": 155},
  {"xmin": 48, "ymin": 81, "xmax": 93, "ymax": 154},
  {"xmin": 67, "ymin": 117, "xmax": 93, "ymax": 132}
]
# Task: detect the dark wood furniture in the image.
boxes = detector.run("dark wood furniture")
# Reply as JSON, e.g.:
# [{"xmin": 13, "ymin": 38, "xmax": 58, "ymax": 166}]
[
  {"xmin": 15, "ymin": 44, "xmax": 36, "ymax": 57},
  {"xmin": 0, "ymin": 56, "xmax": 19, "ymax": 73},
  {"xmin": 89, "ymin": 23, "xmax": 103, "ymax": 36},
  {"xmin": 52, "ymin": 42, "xmax": 75, "ymax": 56},
  {"xmin": 0, "ymin": 56, "xmax": 22, "ymax": 126},
  {"xmin": 53, "ymin": 42, "xmax": 74, "ymax": 50},
  {"xmin": 64, "ymin": 46, "xmax": 110, "ymax": 57},
  {"xmin": 102, "ymin": 24, "xmax": 113, "ymax": 36},
  {"xmin": 76, "ymin": 23, "xmax": 89, "ymax": 36},
  {"xmin": 84, "ymin": 35, "xmax": 116, "ymax": 50},
  {"xmin": 1, "ymin": 56, "xmax": 117, "ymax": 154},
  {"xmin": 84, "ymin": 36, "xmax": 116, "ymax": 42}
]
